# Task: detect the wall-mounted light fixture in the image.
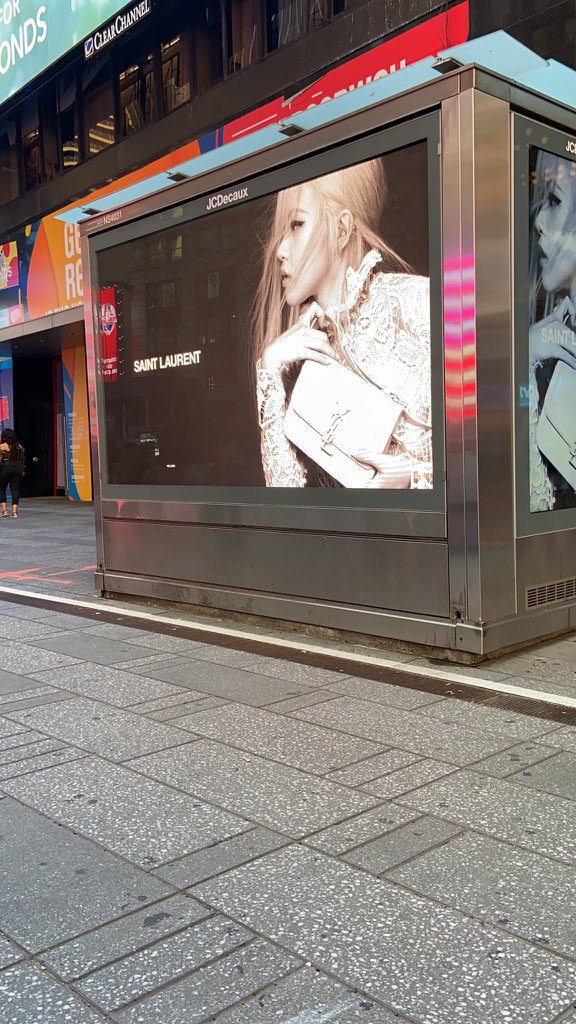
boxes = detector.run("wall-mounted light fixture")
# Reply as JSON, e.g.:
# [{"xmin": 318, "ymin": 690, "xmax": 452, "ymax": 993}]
[
  {"xmin": 278, "ymin": 121, "xmax": 305, "ymax": 138},
  {"xmin": 166, "ymin": 171, "xmax": 190, "ymax": 183},
  {"xmin": 432, "ymin": 55, "xmax": 464, "ymax": 75}
]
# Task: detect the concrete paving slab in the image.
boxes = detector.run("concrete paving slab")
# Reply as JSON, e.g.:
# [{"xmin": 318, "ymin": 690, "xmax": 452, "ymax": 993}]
[
  {"xmin": 0, "ymin": 799, "xmax": 168, "ymax": 951},
  {"xmin": 400, "ymin": 770, "xmax": 576, "ymax": 864},
  {"xmin": 344, "ymin": 816, "xmax": 462, "ymax": 874},
  {"xmin": 0, "ymin": 962, "xmax": 106, "ymax": 1023},
  {"xmin": 512, "ymin": 749, "xmax": 576, "ymax": 799},
  {"xmin": 0, "ymin": 670, "xmax": 45, "ymax": 695},
  {"xmin": 304, "ymin": 804, "xmax": 419, "ymax": 856},
  {"xmin": 212, "ymin": 965, "xmax": 402, "ymax": 1023},
  {"xmin": 154, "ymin": 827, "xmax": 287, "ymax": 887},
  {"xmin": 0, "ymin": 937, "xmax": 21, "ymax": 970},
  {"xmin": 539, "ymin": 724, "xmax": 576, "ymax": 752},
  {"xmin": 0, "ymin": 684, "xmax": 56, "ymax": 705},
  {"xmin": 0, "ymin": 641, "xmax": 80, "ymax": 673},
  {"xmin": 389, "ymin": 832, "xmax": 576, "ymax": 958},
  {"xmin": 1, "ymin": 757, "xmax": 249, "ymax": 868},
  {"xmin": 473, "ymin": 742, "xmax": 559, "ymax": 778},
  {"xmin": 29, "ymin": 663, "xmax": 186, "ymax": 707},
  {"xmin": 27, "ymin": 632, "xmax": 165, "ymax": 665},
  {"xmin": 233, "ymin": 655, "xmax": 348, "ymax": 688},
  {"xmin": 75, "ymin": 915, "xmax": 253, "ymax": 1012},
  {"xmin": 195, "ymin": 845, "xmax": 576, "ymax": 1024},
  {"xmin": 417, "ymin": 699, "xmax": 551, "ymax": 739},
  {"xmin": 128, "ymin": 740, "xmax": 378, "ymax": 838},
  {"xmin": 128, "ymin": 659, "xmax": 320, "ymax": 707},
  {"xmin": 6, "ymin": 697, "xmax": 192, "ymax": 761},
  {"xmin": 325, "ymin": 674, "xmax": 447, "ymax": 709},
  {"xmin": 180, "ymin": 702, "xmax": 385, "ymax": 773},
  {"xmin": 112, "ymin": 939, "xmax": 300, "ymax": 1024},
  {"xmin": 326, "ymin": 749, "xmax": 421, "ymax": 787},
  {"xmin": 360, "ymin": 760, "xmax": 458, "ymax": 799},
  {"xmin": 0, "ymin": 615, "xmax": 66, "ymax": 641},
  {"xmin": 40, "ymin": 895, "xmax": 210, "ymax": 982},
  {"xmin": 292, "ymin": 696, "xmax": 517, "ymax": 766}
]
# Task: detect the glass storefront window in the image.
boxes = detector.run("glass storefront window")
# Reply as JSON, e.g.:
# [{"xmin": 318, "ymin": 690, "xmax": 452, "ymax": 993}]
[
  {"xmin": 267, "ymin": 0, "xmax": 329, "ymax": 50},
  {"xmin": 119, "ymin": 52, "xmax": 156, "ymax": 136},
  {"xmin": 0, "ymin": 114, "xmax": 19, "ymax": 205},
  {"xmin": 192, "ymin": 2, "xmax": 223, "ymax": 93},
  {"xmin": 226, "ymin": 0, "xmax": 261, "ymax": 74},
  {"xmin": 20, "ymin": 97, "xmax": 41, "ymax": 192},
  {"xmin": 58, "ymin": 72, "xmax": 81, "ymax": 170},
  {"xmin": 161, "ymin": 33, "xmax": 191, "ymax": 113},
  {"xmin": 83, "ymin": 57, "xmax": 116, "ymax": 157}
]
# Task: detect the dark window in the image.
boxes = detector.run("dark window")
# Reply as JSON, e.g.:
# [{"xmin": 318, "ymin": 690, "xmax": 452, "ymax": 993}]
[
  {"xmin": 192, "ymin": 2, "xmax": 223, "ymax": 93},
  {"xmin": 226, "ymin": 0, "xmax": 261, "ymax": 74},
  {"xmin": 118, "ymin": 44, "xmax": 156, "ymax": 137},
  {"xmin": 58, "ymin": 71, "xmax": 81, "ymax": 170},
  {"xmin": 334, "ymin": 0, "xmax": 368, "ymax": 11},
  {"xmin": 83, "ymin": 56, "xmax": 116, "ymax": 157},
  {"xmin": 0, "ymin": 113, "xmax": 19, "ymax": 205},
  {"xmin": 21, "ymin": 97, "xmax": 41, "ymax": 191},
  {"xmin": 161, "ymin": 30, "xmax": 191, "ymax": 113},
  {"xmin": 266, "ymin": 0, "xmax": 329, "ymax": 50},
  {"xmin": 39, "ymin": 85, "xmax": 59, "ymax": 181}
]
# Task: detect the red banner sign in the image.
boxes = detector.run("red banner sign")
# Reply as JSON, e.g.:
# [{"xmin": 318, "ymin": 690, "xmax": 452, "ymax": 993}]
[{"xmin": 99, "ymin": 287, "xmax": 119, "ymax": 381}]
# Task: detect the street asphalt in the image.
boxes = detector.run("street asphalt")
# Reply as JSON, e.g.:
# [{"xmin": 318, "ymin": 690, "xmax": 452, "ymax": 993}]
[{"xmin": 0, "ymin": 499, "xmax": 574, "ymax": 1023}]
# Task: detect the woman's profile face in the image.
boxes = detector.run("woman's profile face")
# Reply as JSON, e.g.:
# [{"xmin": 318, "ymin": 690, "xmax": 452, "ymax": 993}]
[
  {"xmin": 276, "ymin": 186, "xmax": 335, "ymax": 308},
  {"xmin": 535, "ymin": 162, "xmax": 576, "ymax": 295}
]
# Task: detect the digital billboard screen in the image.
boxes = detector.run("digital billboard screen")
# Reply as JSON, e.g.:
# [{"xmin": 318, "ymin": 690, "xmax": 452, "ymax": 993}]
[
  {"xmin": 0, "ymin": 1, "xmax": 141, "ymax": 109},
  {"xmin": 97, "ymin": 139, "xmax": 432, "ymax": 492},
  {"xmin": 529, "ymin": 145, "xmax": 576, "ymax": 512}
]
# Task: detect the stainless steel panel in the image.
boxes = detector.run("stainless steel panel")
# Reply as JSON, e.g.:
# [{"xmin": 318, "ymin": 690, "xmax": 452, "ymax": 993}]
[
  {"xmin": 101, "ymin": 520, "xmax": 450, "ymax": 618},
  {"xmin": 516, "ymin": 532, "xmax": 576, "ymax": 607},
  {"xmin": 100, "ymin": 499, "xmax": 446, "ymax": 538},
  {"xmin": 100, "ymin": 569, "xmax": 459, "ymax": 649},
  {"xmin": 81, "ymin": 232, "xmax": 105, "ymax": 570},
  {"xmin": 472, "ymin": 91, "xmax": 516, "ymax": 622},
  {"xmin": 443, "ymin": 88, "xmax": 516, "ymax": 628}
]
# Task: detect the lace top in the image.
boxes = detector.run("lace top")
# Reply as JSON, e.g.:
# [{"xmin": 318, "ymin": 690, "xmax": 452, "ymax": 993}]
[{"xmin": 256, "ymin": 250, "xmax": 432, "ymax": 488}]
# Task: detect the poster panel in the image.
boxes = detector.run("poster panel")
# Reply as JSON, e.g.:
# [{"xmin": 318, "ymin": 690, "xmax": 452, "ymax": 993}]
[
  {"xmin": 97, "ymin": 140, "xmax": 432, "ymax": 493},
  {"xmin": 528, "ymin": 145, "xmax": 576, "ymax": 512},
  {"xmin": 62, "ymin": 344, "xmax": 92, "ymax": 501}
]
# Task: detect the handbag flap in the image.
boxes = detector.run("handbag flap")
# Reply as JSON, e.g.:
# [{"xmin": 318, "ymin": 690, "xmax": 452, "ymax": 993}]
[
  {"xmin": 285, "ymin": 359, "xmax": 403, "ymax": 457},
  {"xmin": 542, "ymin": 362, "xmax": 576, "ymax": 447}
]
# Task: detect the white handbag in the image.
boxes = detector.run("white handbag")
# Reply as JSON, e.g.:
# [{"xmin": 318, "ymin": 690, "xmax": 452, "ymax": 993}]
[
  {"xmin": 283, "ymin": 358, "xmax": 404, "ymax": 487},
  {"xmin": 536, "ymin": 361, "xmax": 576, "ymax": 491}
]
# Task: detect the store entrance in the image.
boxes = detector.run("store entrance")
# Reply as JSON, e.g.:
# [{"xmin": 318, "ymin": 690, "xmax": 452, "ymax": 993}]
[{"xmin": 12, "ymin": 354, "xmax": 54, "ymax": 497}]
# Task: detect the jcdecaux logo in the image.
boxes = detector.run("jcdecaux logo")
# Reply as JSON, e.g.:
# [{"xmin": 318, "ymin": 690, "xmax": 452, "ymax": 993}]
[{"xmin": 84, "ymin": 0, "xmax": 150, "ymax": 59}]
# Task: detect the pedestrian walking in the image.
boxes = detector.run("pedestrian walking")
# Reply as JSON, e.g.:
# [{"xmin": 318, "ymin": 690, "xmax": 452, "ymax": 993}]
[{"xmin": 0, "ymin": 428, "xmax": 25, "ymax": 518}]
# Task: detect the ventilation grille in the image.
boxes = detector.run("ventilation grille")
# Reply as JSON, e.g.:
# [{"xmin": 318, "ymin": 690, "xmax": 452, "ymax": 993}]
[{"xmin": 526, "ymin": 576, "xmax": 576, "ymax": 609}]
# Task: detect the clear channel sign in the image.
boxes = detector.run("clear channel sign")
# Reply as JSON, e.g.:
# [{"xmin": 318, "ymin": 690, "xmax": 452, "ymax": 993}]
[{"xmin": 0, "ymin": 1, "xmax": 139, "ymax": 110}]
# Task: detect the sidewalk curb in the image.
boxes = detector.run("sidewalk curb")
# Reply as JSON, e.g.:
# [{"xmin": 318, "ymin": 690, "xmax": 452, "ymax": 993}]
[{"xmin": 1, "ymin": 584, "xmax": 575, "ymax": 726}]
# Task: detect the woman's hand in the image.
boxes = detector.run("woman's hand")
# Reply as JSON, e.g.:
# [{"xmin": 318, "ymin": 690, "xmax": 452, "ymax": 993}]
[
  {"xmin": 355, "ymin": 450, "xmax": 412, "ymax": 488},
  {"xmin": 530, "ymin": 296, "xmax": 576, "ymax": 370},
  {"xmin": 260, "ymin": 302, "xmax": 334, "ymax": 373}
]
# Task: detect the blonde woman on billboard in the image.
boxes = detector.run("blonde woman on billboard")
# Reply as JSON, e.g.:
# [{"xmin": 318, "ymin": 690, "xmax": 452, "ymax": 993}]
[
  {"xmin": 529, "ymin": 149, "xmax": 576, "ymax": 511},
  {"xmin": 253, "ymin": 158, "xmax": 432, "ymax": 489}
]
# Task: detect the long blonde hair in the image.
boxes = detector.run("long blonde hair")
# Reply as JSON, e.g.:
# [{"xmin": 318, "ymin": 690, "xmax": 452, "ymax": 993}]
[
  {"xmin": 530, "ymin": 149, "xmax": 576, "ymax": 322},
  {"xmin": 252, "ymin": 156, "xmax": 407, "ymax": 363}
]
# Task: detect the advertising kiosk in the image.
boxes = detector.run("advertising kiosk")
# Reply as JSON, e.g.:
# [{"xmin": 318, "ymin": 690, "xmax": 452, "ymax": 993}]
[{"xmin": 79, "ymin": 34, "xmax": 576, "ymax": 660}]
